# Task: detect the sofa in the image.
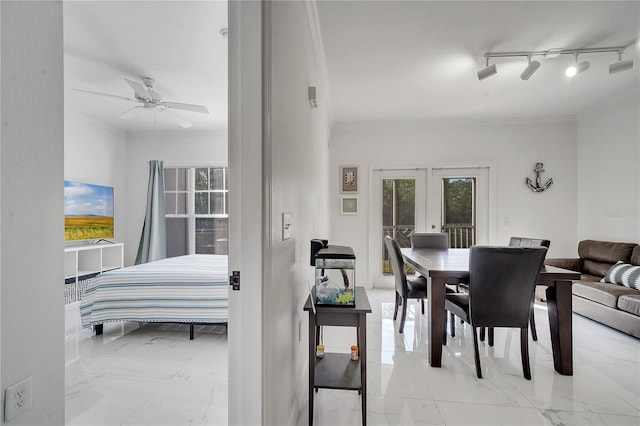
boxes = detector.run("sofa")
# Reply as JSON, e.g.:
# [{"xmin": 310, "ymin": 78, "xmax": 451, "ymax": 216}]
[{"xmin": 545, "ymin": 240, "xmax": 640, "ymax": 339}]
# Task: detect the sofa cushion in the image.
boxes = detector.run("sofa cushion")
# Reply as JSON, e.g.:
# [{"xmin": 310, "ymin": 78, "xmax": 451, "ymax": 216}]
[
  {"xmin": 602, "ymin": 261, "xmax": 640, "ymax": 290},
  {"xmin": 632, "ymin": 246, "xmax": 640, "ymax": 266},
  {"xmin": 618, "ymin": 295, "xmax": 640, "ymax": 316},
  {"xmin": 578, "ymin": 240, "xmax": 635, "ymax": 266},
  {"xmin": 572, "ymin": 281, "xmax": 639, "ymax": 308},
  {"xmin": 583, "ymin": 259, "xmax": 616, "ymax": 278}
]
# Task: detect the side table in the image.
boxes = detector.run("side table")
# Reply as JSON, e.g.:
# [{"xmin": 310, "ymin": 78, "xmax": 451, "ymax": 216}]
[{"xmin": 304, "ymin": 286, "xmax": 372, "ymax": 425}]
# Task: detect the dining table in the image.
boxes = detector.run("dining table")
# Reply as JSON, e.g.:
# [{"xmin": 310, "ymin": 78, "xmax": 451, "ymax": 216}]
[{"xmin": 401, "ymin": 247, "xmax": 581, "ymax": 375}]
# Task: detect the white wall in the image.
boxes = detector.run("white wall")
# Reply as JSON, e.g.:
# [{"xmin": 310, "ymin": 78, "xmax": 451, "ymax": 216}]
[
  {"xmin": 125, "ymin": 130, "xmax": 227, "ymax": 265},
  {"xmin": 576, "ymin": 90, "xmax": 640, "ymax": 244},
  {"xmin": 266, "ymin": 1, "xmax": 331, "ymax": 424},
  {"xmin": 1, "ymin": 1, "xmax": 65, "ymax": 424},
  {"xmin": 64, "ymin": 113, "xmax": 128, "ymax": 246},
  {"xmin": 330, "ymin": 119, "xmax": 578, "ymax": 287}
]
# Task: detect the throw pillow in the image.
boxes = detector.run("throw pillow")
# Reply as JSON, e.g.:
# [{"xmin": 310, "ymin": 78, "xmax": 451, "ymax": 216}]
[{"xmin": 601, "ymin": 261, "xmax": 640, "ymax": 290}]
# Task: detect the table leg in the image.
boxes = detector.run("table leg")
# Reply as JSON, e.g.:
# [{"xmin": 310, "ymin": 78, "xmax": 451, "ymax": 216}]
[
  {"xmin": 309, "ymin": 312, "xmax": 316, "ymax": 425},
  {"xmin": 545, "ymin": 281, "xmax": 573, "ymax": 375},
  {"xmin": 428, "ymin": 277, "xmax": 447, "ymax": 367},
  {"xmin": 359, "ymin": 312, "xmax": 367, "ymax": 426}
]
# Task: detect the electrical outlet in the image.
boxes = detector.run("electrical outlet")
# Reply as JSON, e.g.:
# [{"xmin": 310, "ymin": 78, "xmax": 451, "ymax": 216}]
[{"xmin": 4, "ymin": 377, "xmax": 32, "ymax": 421}]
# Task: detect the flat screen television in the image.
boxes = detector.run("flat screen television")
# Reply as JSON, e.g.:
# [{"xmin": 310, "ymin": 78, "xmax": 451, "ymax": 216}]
[{"xmin": 64, "ymin": 181, "xmax": 114, "ymax": 241}]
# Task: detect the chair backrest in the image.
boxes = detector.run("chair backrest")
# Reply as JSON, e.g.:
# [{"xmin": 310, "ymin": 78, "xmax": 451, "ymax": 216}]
[
  {"xmin": 468, "ymin": 246, "xmax": 547, "ymax": 328},
  {"xmin": 509, "ymin": 236, "xmax": 550, "ymax": 248},
  {"xmin": 410, "ymin": 232, "xmax": 449, "ymax": 249},
  {"xmin": 384, "ymin": 236, "xmax": 408, "ymax": 296}
]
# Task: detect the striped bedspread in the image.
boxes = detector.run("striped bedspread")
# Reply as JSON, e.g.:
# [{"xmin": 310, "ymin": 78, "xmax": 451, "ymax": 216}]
[{"xmin": 80, "ymin": 254, "xmax": 228, "ymax": 327}]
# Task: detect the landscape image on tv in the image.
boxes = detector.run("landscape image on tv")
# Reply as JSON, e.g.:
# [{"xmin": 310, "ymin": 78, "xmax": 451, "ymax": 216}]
[{"xmin": 64, "ymin": 181, "xmax": 114, "ymax": 241}]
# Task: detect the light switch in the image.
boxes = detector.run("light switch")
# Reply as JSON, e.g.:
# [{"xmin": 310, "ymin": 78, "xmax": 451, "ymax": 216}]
[{"xmin": 282, "ymin": 213, "xmax": 292, "ymax": 240}]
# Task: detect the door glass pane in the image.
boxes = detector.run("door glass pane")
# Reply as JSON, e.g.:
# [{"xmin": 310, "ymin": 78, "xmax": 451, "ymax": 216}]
[
  {"xmin": 382, "ymin": 178, "xmax": 415, "ymax": 274},
  {"xmin": 176, "ymin": 192, "xmax": 188, "ymax": 215},
  {"xmin": 195, "ymin": 168, "xmax": 208, "ymax": 190},
  {"xmin": 195, "ymin": 192, "xmax": 208, "ymax": 214},
  {"xmin": 442, "ymin": 177, "xmax": 475, "ymax": 248},
  {"xmin": 166, "ymin": 217, "xmax": 189, "ymax": 258},
  {"xmin": 211, "ymin": 168, "xmax": 224, "ymax": 190},
  {"xmin": 211, "ymin": 192, "xmax": 224, "ymax": 215},
  {"xmin": 165, "ymin": 193, "xmax": 176, "ymax": 215},
  {"xmin": 177, "ymin": 168, "xmax": 188, "ymax": 191},
  {"xmin": 164, "ymin": 169, "xmax": 177, "ymax": 191},
  {"xmin": 196, "ymin": 218, "xmax": 228, "ymax": 255}
]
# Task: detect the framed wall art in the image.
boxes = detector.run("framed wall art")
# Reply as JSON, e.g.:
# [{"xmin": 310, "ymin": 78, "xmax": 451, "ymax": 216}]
[
  {"xmin": 341, "ymin": 197, "xmax": 358, "ymax": 215},
  {"xmin": 340, "ymin": 166, "xmax": 358, "ymax": 193}
]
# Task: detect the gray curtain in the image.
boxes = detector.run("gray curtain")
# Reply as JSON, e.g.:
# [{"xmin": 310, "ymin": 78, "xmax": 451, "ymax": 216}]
[{"xmin": 135, "ymin": 160, "xmax": 167, "ymax": 264}]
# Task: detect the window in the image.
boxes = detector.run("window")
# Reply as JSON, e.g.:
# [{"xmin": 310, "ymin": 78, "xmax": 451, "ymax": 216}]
[
  {"xmin": 382, "ymin": 178, "xmax": 416, "ymax": 274},
  {"xmin": 441, "ymin": 177, "xmax": 475, "ymax": 248},
  {"xmin": 164, "ymin": 166, "xmax": 229, "ymax": 257}
]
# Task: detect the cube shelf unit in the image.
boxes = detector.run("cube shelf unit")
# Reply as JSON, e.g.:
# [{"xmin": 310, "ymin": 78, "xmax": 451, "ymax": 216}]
[{"xmin": 64, "ymin": 243, "xmax": 124, "ymax": 305}]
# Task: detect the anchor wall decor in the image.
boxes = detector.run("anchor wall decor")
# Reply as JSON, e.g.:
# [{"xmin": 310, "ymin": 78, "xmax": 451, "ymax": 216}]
[{"xmin": 526, "ymin": 162, "xmax": 553, "ymax": 192}]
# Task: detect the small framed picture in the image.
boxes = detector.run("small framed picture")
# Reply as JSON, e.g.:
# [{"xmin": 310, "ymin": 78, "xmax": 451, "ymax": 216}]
[
  {"xmin": 341, "ymin": 197, "xmax": 358, "ymax": 215},
  {"xmin": 340, "ymin": 166, "xmax": 358, "ymax": 193}
]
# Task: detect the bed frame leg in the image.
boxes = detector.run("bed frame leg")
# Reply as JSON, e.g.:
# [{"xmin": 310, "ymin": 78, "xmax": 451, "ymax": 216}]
[
  {"xmin": 95, "ymin": 324, "xmax": 103, "ymax": 336},
  {"xmin": 190, "ymin": 324, "xmax": 194, "ymax": 340}
]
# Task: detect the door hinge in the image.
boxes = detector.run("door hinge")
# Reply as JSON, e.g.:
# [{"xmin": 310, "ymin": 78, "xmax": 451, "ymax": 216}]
[{"xmin": 230, "ymin": 271, "xmax": 240, "ymax": 291}]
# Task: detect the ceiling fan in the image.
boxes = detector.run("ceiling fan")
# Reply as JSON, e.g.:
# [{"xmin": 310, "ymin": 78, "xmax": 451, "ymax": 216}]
[{"xmin": 73, "ymin": 77, "xmax": 209, "ymax": 128}]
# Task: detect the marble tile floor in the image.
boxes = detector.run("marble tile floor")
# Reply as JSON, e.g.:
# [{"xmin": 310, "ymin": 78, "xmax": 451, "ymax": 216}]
[
  {"xmin": 65, "ymin": 320, "xmax": 229, "ymax": 426},
  {"xmin": 66, "ymin": 289, "xmax": 640, "ymax": 425}
]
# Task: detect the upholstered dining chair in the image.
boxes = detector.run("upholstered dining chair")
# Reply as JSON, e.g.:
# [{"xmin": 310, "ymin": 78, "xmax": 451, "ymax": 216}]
[
  {"xmin": 385, "ymin": 236, "xmax": 429, "ymax": 333},
  {"xmin": 410, "ymin": 232, "xmax": 449, "ymax": 249},
  {"xmin": 444, "ymin": 246, "xmax": 547, "ymax": 379},
  {"xmin": 478, "ymin": 236, "xmax": 551, "ymax": 345}
]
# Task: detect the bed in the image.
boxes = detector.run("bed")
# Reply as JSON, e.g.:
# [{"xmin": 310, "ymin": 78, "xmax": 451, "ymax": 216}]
[{"xmin": 80, "ymin": 254, "xmax": 228, "ymax": 339}]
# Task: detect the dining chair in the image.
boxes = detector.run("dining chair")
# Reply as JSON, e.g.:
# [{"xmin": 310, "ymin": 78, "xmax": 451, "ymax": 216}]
[
  {"xmin": 410, "ymin": 232, "xmax": 449, "ymax": 280},
  {"xmin": 385, "ymin": 236, "xmax": 429, "ymax": 333},
  {"xmin": 410, "ymin": 232, "xmax": 449, "ymax": 249},
  {"xmin": 478, "ymin": 236, "xmax": 551, "ymax": 344},
  {"xmin": 444, "ymin": 246, "xmax": 547, "ymax": 379},
  {"xmin": 508, "ymin": 237, "xmax": 550, "ymax": 342}
]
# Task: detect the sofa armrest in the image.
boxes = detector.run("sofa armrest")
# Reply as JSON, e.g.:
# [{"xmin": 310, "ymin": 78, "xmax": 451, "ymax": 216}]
[{"xmin": 545, "ymin": 257, "xmax": 583, "ymax": 272}]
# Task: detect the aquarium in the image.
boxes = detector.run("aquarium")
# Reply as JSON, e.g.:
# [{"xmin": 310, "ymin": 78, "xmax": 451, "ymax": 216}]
[{"xmin": 313, "ymin": 245, "xmax": 356, "ymax": 307}]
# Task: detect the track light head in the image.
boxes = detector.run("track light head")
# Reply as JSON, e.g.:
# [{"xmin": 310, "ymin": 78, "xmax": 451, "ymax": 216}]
[
  {"xmin": 566, "ymin": 53, "xmax": 590, "ymax": 77},
  {"xmin": 609, "ymin": 52, "xmax": 634, "ymax": 74},
  {"xmin": 609, "ymin": 59, "xmax": 634, "ymax": 74},
  {"xmin": 520, "ymin": 58, "xmax": 541, "ymax": 80},
  {"xmin": 477, "ymin": 60, "xmax": 497, "ymax": 81}
]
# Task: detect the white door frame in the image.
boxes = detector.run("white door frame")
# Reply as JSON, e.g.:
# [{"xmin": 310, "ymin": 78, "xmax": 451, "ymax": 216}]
[
  {"xmin": 428, "ymin": 166, "xmax": 491, "ymax": 245},
  {"xmin": 368, "ymin": 168, "xmax": 427, "ymax": 288},
  {"xmin": 369, "ymin": 165, "xmax": 495, "ymax": 288},
  {"xmin": 228, "ymin": 1, "xmax": 264, "ymax": 424}
]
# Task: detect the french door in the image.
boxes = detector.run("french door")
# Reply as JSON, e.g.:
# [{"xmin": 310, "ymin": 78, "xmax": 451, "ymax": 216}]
[{"xmin": 370, "ymin": 166, "xmax": 490, "ymax": 288}]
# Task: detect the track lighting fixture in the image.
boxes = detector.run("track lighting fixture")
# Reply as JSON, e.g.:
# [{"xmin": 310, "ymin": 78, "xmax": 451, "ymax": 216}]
[
  {"xmin": 565, "ymin": 53, "xmax": 590, "ymax": 77},
  {"xmin": 609, "ymin": 51, "xmax": 634, "ymax": 74},
  {"xmin": 478, "ymin": 44, "xmax": 633, "ymax": 81},
  {"xmin": 477, "ymin": 57, "xmax": 497, "ymax": 81},
  {"xmin": 520, "ymin": 56, "xmax": 540, "ymax": 80}
]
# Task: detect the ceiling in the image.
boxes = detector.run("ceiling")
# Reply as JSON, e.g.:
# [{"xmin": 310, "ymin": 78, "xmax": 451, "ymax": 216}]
[
  {"xmin": 64, "ymin": 1, "xmax": 228, "ymax": 132},
  {"xmin": 63, "ymin": 1, "xmax": 639, "ymax": 132}
]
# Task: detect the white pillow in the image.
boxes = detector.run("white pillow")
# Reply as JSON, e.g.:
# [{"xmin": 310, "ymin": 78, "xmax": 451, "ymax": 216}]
[{"xmin": 601, "ymin": 261, "xmax": 640, "ymax": 290}]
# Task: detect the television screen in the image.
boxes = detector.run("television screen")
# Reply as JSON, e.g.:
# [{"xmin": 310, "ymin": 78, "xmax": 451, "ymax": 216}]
[{"xmin": 64, "ymin": 181, "xmax": 114, "ymax": 241}]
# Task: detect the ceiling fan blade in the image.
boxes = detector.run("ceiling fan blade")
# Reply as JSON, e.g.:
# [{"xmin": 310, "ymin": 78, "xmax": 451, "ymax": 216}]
[
  {"xmin": 72, "ymin": 88, "xmax": 138, "ymax": 103},
  {"xmin": 163, "ymin": 102, "xmax": 209, "ymax": 114},
  {"xmin": 125, "ymin": 78, "xmax": 151, "ymax": 100},
  {"xmin": 162, "ymin": 109, "xmax": 193, "ymax": 128},
  {"xmin": 118, "ymin": 106, "xmax": 144, "ymax": 120}
]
